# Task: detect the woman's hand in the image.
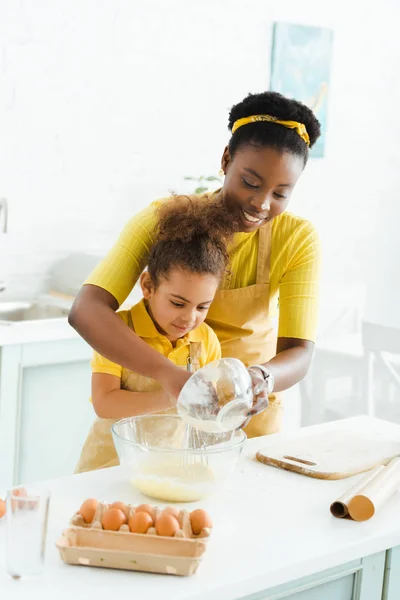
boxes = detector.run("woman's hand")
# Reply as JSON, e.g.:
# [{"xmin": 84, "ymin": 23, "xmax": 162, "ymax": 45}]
[
  {"xmin": 247, "ymin": 366, "xmax": 269, "ymax": 417},
  {"xmin": 233, "ymin": 367, "xmax": 269, "ymax": 430},
  {"xmin": 157, "ymin": 364, "xmax": 192, "ymax": 400}
]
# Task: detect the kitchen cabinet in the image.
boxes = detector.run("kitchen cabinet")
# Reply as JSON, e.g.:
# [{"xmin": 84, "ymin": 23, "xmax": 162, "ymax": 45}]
[
  {"xmin": 244, "ymin": 552, "xmax": 385, "ymax": 599},
  {"xmin": 382, "ymin": 546, "xmax": 400, "ymax": 599},
  {"xmin": 0, "ymin": 336, "xmax": 94, "ymax": 487}
]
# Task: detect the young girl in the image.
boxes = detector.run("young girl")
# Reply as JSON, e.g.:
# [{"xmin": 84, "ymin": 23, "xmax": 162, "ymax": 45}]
[{"xmin": 75, "ymin": 195, "xmax": 237, "ymax": 473}]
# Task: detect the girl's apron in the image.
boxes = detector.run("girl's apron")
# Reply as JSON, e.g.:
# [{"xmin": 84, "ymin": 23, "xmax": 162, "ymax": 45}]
[
  {"xmin": 75, "ymin": 321, "xmax": 202, "ymax": 474},
  {"xmin": 206, "ymin": 222, "xmax": 283, "ymax": 438}
]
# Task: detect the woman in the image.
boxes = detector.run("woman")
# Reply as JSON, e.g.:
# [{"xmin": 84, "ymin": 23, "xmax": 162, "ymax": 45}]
[{"xmin": 69, "ymin": 91, "xmax": 321, "ymax": 437}]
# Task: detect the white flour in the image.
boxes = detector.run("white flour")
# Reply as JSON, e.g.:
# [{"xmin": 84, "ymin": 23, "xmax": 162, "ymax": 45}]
[{"xmin": 179, "ymin": 409, "xmax": 245, "ymax": 434}]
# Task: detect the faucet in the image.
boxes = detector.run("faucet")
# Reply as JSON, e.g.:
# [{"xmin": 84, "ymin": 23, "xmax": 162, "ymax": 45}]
[{"xmin": 0, "ymin": 198, "xmax": 8, "ymax": 233}]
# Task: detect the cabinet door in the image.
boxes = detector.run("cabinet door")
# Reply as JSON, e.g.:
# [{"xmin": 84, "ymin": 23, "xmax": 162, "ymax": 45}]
[
  {"xmin": 382, "ymin": 546, "xmax": 400, "ymax": 600},
  {"xmin": 1, "ymin": 338, "xmax": 94, "ymax": 485},
  {"xmin": 243, "ymin": 551, "xmax": 386, "ymax": 600},
  {"xmin": 0, "ymin": 345, "xmax": 22, "ymax": 487}
]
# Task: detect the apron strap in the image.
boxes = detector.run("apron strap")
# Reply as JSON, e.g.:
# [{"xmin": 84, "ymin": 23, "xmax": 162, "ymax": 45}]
[
  {"xmin": 188, "ymin": 341, "xmax": 202, "ymax": 372},
  {"xmin": 127, "ymin": 309, "xmax": 135, "ymax": 331},
  {"xmin": 256, "ymin": 222, "xmax": 272, "ymax": 285}
]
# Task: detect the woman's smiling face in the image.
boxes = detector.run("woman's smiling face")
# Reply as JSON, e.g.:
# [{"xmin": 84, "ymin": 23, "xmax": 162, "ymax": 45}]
[{"xmin": 221, "ymin": 145, "xmax": 304, "ymax": 233}]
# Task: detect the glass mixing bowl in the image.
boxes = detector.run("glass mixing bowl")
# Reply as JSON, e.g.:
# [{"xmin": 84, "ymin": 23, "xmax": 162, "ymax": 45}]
[{"xmin": 111, "ymin": 414, "xmax": 246, "ymax": 502}]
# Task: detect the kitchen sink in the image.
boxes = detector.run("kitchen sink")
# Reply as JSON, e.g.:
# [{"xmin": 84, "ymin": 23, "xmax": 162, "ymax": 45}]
[{"xmin": 0, "ymin": 301, "xmax": 70, "ymax": 323}]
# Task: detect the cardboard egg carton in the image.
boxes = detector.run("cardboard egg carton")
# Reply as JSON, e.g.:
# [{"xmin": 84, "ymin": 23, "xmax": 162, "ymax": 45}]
[{"xmin": 56, "ymin": 501, "xmax": 211, "ymax": 576}]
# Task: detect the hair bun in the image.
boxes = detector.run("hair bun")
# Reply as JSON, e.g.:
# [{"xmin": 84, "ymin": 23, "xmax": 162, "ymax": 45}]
[
  {"xmin": 157, "ymin": 194, "xmax": 236, "ymax": 245},
  {"xmin": 147, "ymin": 194, "xmax": 237, "ymax": 286}
]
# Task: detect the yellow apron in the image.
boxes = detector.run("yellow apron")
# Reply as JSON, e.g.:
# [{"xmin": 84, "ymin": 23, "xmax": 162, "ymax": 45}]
[
  {"xmin": 75, "ymin": 326, "xmax": 202, "ymax": 474},
  {"xmin": 206, "ymin": 222, "xmax": 282, "ymax": 438}
]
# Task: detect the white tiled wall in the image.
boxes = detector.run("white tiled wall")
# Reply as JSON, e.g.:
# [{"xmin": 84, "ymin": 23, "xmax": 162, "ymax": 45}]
[{"xmin": 1, "ymin": 0, "xmax": 400, "ymax": 309}]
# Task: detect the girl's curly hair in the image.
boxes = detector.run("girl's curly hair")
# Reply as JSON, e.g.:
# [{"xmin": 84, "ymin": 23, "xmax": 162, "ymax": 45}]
[{"xmin": 148, "ymin": 194, "xmax": 237, "ymax": 286}]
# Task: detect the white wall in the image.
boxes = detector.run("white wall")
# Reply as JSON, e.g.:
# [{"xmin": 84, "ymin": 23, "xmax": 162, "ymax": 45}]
[{"xmin": 1, "ymin": 0, "xmax": 400, "ymax": 312}]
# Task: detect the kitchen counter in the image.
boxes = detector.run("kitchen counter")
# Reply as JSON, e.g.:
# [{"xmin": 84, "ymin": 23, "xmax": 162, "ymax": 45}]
[
  {"xmin": 0, "ymin": 317, "xmax": 79, "ymax": 346},
  {"xmin": 0, "ymin": 287, "xmax": 143, "ymax": 346},
  {"xmin": 1, "ymin": 416, "xmax": 400, "ymax": 600}
]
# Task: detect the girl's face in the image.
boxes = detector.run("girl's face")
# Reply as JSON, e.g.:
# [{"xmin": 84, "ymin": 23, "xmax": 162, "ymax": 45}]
[
  {"xmin": 140, "ymin": 268, "xmax": 219, "ymax": 342},
  {"xmin": 221, "ymin": 145, "xmax": 304, "ymax": 233}
]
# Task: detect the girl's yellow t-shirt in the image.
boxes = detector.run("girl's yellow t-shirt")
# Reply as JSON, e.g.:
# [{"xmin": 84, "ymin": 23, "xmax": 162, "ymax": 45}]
[{"xmin": 86, "ymin": 192, "xmax": 321, "ymax": 342}]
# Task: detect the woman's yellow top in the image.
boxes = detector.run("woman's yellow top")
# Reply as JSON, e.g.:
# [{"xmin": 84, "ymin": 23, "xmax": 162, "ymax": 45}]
[
  {"xmin": 92, "ymin": 299, "xmax": 221, "ymax": 377},
  {"xmin": 86, "ymin": 193, "xmax": 320, "ymax": 342}
]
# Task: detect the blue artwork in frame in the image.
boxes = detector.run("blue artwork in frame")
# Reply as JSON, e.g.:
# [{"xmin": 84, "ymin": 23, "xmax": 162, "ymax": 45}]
[{"xmin": 270, "ymin": 22, "xmax": 333, "ymax": 158}]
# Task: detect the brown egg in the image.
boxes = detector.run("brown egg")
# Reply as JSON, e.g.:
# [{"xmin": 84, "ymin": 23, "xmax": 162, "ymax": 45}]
[
  {"xmin": 190, "ymin": 509, "xmax": 213, "ymax": 535},
  {"xmin": 129, "ymin": 511, "xmax": 154, "ymax": 534},
  {"xmin": 109, "ymin": 502, "xmax": 129, "ymax": 522},
  {"xmin": 102, "ymin": 508, "xmax": 126, "ymax": 531},
  {"xmin": 162, "ymin": 506, "xmax": 180, "ymax": 519},
  {"xmin": 136, "ymin": 503, "xmax": 156, "ymax": 521},
  {"xmin": 79, "ymin": 498, "xmax": 98, "ymax": 524},
  {"xmin": 0, "ymin": 498, "xmax": 5, "ymax": 519},
  {"xmin": 156, "ymin": 514, "xmax": 180, "ymax": 537}
]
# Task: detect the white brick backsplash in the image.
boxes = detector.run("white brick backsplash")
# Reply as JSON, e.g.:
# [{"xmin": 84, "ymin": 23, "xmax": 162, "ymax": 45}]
[{"xmin": 1, "ymin": 0, "xmax": 399, "ymax": 323}]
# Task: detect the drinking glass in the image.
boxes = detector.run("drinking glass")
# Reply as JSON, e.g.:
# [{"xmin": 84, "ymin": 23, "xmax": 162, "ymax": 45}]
[{"xmin": 5, "ymin": 486, "xmax": 50, "ymax": 579}]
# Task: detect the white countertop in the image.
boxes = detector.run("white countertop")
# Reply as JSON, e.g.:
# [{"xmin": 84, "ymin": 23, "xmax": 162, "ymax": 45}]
[
  {"xmin": 0, "ymin": 288, "xmax": 143, "ymax": 346},
  {"xmin": 0, "ymin": 317, "xmax": 80, "ymax": 346},
  {"xmin": 1, "ymin": 416, "xmax": 400, "ymax": 600}
]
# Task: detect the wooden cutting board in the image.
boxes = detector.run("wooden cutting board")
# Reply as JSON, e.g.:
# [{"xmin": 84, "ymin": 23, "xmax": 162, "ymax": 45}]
[{"xmin": 256, "ymin": 429, "xmax": 400, "ymax": 480}]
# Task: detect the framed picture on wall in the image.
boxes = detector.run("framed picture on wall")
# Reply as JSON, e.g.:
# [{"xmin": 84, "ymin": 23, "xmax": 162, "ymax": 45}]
[{"xmin": 270, "ymin": 22, "xmax": 333, "ymax": 158}]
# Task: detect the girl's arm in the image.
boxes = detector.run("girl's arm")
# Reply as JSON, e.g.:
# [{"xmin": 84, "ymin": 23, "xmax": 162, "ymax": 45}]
[{"xmin": 92, "ymin": 372, "xmax": 174, "ymax": 419}]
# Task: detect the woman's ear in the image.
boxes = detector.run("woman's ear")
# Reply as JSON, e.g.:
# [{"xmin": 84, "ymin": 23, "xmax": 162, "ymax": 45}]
[
  {"xmin": 140, "ymin": 271, "xmax": 154, "ymax": 299},
  {"xmin": 221, "ymin": 145, "xmax": 230, "ymax": 173}
]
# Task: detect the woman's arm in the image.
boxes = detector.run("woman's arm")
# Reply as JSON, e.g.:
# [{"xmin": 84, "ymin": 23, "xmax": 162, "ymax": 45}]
[
  {"xmin": 249, "ymin": 220, "xmax": 320, "ymax": 401},
  {"xmin": 261, "ymin": 219, "xmax": 319, "ymax": 391},
  {"xmin": 263, "ymin": 337, "xmax": 314, "ymax": 392},
  {"xmin": 92, "ymin": 373, "xmax": 174, "ymax": 419},
  {"xmin": 247, "ymin": 338, "xmax": 314, "ymax": 415},
  {"xmin": 69, "ymin": 285, "xmax": 191, "ymax": 397}
]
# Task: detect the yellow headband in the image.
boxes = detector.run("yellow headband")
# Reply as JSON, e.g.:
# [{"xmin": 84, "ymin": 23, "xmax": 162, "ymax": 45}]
[{"xmin": 232, "ymin": 114, "xmax": 310, "ymax": 147}]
